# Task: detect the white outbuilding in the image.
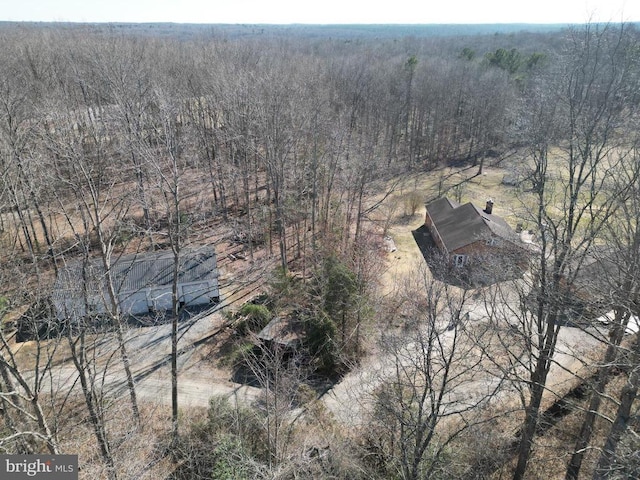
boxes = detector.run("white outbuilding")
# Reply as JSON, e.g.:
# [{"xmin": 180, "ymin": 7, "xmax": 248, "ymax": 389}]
[{"xmin": 52, "ymin": 246, "xmax": 219, "ymax": 320}]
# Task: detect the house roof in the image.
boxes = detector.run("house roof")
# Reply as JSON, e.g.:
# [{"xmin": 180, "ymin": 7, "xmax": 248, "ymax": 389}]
[
  {"xmin": 426, "ymin": 197, "xmax": 519, "ymax": 253},
  {"xmin": 53, "ymin": 246, "xmax": 218, "ymax": 299}
]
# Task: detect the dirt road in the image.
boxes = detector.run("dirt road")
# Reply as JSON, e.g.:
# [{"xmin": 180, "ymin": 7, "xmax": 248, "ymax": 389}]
[
  {"xmin": 33, "ymin": 257, "xmax": 276, "ymax": 410},
  {"xmin": 40, "ymin": 309, "xmax": 261, "ymax": 410}
]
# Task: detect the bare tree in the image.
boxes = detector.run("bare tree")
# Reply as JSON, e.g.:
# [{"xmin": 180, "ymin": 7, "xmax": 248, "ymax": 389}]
[
  {"xmin": 565, "ymin": 148, "xmax": 640, "ymax": 479},
  {"xmin": 593, "ymin": 331, "xmax": 640, "ymax": 479},
  {"xmin": 366, "ymin": 264, "xmax": 504, "ymax": 480},
  {"xmin": 65, "ymin": 311, "xmax": 117, "ymax": 480},
  {"xmin": 96, "ymin": 37, "xmax": 156, "ymax": 236},
  {"xmin": 0, "ymin": 288, "xmax": 61, "ymax": 455},
  {"xmin": 143, "ymin": 79, "xmax": 199, "ymax": 444},
  {"xmin": 43, "ymin": 95, "xmax": 142, "ymax": 426},
  {"xmin": 0, "ymin": 51, "xmax": 56, "ymax": 264},
  {"xmin": 256, "ymin": 63, "xmax": 306, "ymax": 273},
  {"xmin": 241, "ymin": 341, "xmax": 307, "ymax": 469},
  {"xmin": 506, "ymin": 23, "xmax": 640, "ymax": 480}
]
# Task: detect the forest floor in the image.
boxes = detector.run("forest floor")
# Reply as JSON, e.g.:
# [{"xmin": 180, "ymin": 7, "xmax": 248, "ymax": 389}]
[{"xmin": 12, "ymin": 161, "xmax": 617, "ymax": 478}]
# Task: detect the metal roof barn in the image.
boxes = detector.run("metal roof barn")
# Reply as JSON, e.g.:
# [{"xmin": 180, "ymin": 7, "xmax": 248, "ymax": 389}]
[{"xmin": 52, "ymin": 246, "xmax": 219, "ymax": 320}]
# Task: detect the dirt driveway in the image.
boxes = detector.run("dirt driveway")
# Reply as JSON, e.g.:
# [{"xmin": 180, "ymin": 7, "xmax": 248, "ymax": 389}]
[
  {"xmin": 35, "ymin": 167, "xmax": 610, "ymax": 423},
  {"xmin": 322, "ymin": 202, "xmax": 606, "ymax": 426},
  {"xmin": 39, "ymin": 308, "xmax": 261, "ymax": 410}
]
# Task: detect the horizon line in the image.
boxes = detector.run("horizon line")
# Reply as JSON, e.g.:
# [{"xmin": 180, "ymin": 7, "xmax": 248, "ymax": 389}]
[{"xmin": 1, "ymin": 20, "xmax": 637, "ymax": 27}]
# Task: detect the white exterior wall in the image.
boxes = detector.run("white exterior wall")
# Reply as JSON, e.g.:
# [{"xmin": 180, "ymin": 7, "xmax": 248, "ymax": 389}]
[
  {"xmin": 57, "ymin": 280, "xmax": 220, "ymax": 319},
  {"xmin": 119, "ymin": 291, "xmax": 149, "ymax": 316},
  {"xmin": 115, "ymin": 279, "xmax": 219, "ymax": 316},
  {"xmin": 179, "ymin": 280, "xmax": 219, "ymax": 305}
]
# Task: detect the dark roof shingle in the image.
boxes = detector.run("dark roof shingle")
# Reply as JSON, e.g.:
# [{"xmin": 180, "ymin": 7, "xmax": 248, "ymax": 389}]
[{"xmin": 426, "ymin": 198, "xmax": 519, "ymax": 252}]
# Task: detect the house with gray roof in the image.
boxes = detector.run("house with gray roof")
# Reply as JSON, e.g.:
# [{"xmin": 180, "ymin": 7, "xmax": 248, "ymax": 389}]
[
  {"xmin": 424, "ymin": 197, "xmax": 525, "ymax": 269},
  {"xmin": 52, "ymin": 246, "xmax": 219, "ymax": 321}
]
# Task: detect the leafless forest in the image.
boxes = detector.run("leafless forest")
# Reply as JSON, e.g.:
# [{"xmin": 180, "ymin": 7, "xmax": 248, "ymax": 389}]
[{"xmin": 2, "ymin": 21, "xmax": 640, "ymax": 479}]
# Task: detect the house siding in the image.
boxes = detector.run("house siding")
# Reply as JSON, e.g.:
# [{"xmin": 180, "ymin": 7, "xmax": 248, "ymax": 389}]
[
  {"xmin": 451, "ymin": 239, "xmax": 526, "ymax": 270},
  {"xmin": 451, "ymin": 241, "xmax": 492, "ymax": 257},
  {"xmin": 450, "ymin": 241, "xmax": 489, "ymax": 265},
  {"xmin": 425, "ymin": 210, "xmax": 447, "ymax": 253}
]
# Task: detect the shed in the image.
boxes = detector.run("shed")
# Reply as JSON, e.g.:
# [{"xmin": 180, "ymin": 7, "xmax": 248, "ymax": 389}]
[
  {"xmin": 52, "ymin": 246, "xmax": 219, "ymax": 320},
  {"xmin": 256, "ymin": 317, "xmax": 303, "ymax": 350}
]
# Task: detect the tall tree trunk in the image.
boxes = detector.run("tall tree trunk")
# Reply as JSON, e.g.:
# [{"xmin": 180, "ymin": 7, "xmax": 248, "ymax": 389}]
[
  {"xmin": 593, "ymin": 334, "xmax": 640, "ymax": 479},
  {"xmin": 513, "ymin": 356, "xmax": 552, "ymax": 480},
  {"xmin": 69, "ymin": 332, "xmax": 117, "ymax": 480},
  {"xmin": 170, "ymin": 231, "xmax": 181, "ymax": 445},
  {"xmin": 566, "ymin": 310, "xmax": 630, "ymax": 479}
]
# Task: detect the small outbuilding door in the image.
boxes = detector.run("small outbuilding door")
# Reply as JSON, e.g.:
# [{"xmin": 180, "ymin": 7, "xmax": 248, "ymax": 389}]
[
  {"xmin": 149, "ymin": 288, "xmax": 173, "ymax": 311},
  {"xmin": 119, "ymin": 292, "xmax": 149, "ymax": 315},
  {"xmin": 181, "ymin": 283, "xmax": 212, "ymax": 306}
]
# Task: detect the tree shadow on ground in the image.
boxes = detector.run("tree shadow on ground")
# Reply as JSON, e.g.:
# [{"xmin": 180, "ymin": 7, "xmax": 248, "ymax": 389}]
[{"xmin": 229, "ymin": 345, "xmax": 343, "ymax": 394}]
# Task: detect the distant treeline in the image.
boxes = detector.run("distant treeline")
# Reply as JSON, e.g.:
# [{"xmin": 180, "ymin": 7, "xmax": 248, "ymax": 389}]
[{"xmin": 0, "ymin": 20, "xmax": 603, "ymax": 40}]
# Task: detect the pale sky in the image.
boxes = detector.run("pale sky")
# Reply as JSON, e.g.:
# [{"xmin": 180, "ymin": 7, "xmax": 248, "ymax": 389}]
[{"xmin": 1, "ymin": 0, "xmax": 638, "ymax": 25}]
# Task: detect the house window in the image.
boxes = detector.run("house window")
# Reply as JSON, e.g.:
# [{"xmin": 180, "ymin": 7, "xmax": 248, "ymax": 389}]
[{"xmin": 453, "ymin": 254, "xmax": 468, "ymax": 267}]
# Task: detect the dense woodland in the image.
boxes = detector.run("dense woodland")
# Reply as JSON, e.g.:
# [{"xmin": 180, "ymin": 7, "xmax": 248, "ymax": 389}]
[{"xmin": 2, "ymin": 21, "xmax": 640, "ymax": 479}]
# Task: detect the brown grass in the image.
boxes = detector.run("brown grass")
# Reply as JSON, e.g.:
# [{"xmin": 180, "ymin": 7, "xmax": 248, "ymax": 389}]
[{"xmin": 4, "ymin": 156, "xmax": 636, "ymax": 479}]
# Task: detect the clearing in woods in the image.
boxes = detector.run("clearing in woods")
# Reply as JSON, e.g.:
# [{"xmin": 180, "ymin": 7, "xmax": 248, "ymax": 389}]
[{"xmin": 15, "ymin": 162, "xmax": 603, "ymax": 427}]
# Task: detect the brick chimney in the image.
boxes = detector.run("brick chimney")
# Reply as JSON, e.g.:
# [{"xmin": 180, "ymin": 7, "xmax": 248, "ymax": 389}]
[{"xmin": 484, "ymin": 199, "xmax": 494, "ymax": 215}]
